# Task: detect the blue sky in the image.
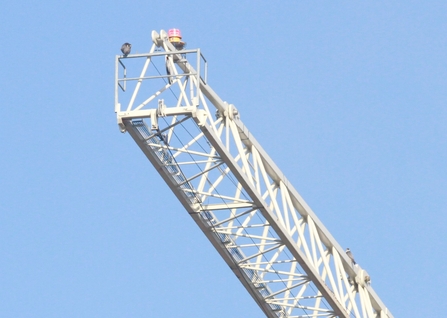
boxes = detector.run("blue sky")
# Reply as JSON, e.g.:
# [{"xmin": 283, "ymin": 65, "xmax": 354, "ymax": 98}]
[{"xmin": 1, "ymin": 1, "xmax": 446, "ymax": 317}]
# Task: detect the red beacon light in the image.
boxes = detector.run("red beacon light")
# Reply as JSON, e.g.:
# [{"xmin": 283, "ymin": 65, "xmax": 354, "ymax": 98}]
[{"xmin": 168, "ymin": 28, "xmax": 186, "ymax": 50}]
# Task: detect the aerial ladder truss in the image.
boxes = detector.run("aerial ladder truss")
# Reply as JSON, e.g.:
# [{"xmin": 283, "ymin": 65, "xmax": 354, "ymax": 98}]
[{"xmin": 114, "ymin": 29, "xmax": 393, "ymax": 318}]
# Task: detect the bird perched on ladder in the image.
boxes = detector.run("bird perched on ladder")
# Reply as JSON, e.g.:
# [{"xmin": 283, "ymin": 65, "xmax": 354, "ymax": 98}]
[
  {"xmin": 346, "ymin": 248, "xmax": 356, "ymax": 265},
  {"xmin": 121, "ymin": 43, "xmax": 131, "ymax": 57}
]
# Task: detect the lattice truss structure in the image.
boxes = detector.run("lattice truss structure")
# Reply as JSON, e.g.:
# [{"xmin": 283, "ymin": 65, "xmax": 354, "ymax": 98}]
[{"xmin": 114, "ymin": 30, "xmax": 393, "ymax": 318}]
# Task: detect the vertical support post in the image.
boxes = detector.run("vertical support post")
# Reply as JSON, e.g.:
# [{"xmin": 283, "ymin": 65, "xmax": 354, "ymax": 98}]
[
  {"xmin": 115, "ymin": 56, "xmax": 120, "ymax": 113},
  {"xmin": 196, "ymin": 49, "xmax": 201, "ymax": 106}
]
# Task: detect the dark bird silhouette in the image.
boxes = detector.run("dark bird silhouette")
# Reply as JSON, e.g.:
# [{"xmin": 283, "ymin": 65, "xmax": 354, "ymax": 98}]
[
  {"xmin": 346, "ymin": 248, "xmax": 356, "ymax": 265},
  {"xmin": 121, "ymin": 43, "xmax": 131, "ymax": 57}
]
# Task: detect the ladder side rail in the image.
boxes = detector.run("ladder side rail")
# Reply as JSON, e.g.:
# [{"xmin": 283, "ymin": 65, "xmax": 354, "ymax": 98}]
[
  {"xmin": 192, "ymin": 113, "xmax": 349, "ymax": 318},
  {"xmin": 194, "ymin": 80, "xmax": 393, "ymax": 318},
  {"xmin": 234, "ymin": 118, "xmax": 393, "ymax": 318}
]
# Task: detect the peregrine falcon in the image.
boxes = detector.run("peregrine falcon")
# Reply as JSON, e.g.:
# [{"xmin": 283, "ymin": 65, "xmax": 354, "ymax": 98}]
[
  {"xmin": 346, "ymin": 248, "xmax": 356, "ymax": 265},
  {"xmin": 121, "ymin": 43, "xmax": 131, "ymax": 57}
]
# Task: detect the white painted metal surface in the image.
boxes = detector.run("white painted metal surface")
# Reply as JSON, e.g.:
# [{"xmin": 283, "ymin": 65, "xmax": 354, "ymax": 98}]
[{"xmin": 115, "ymin": 29, "xmax": 393, "ymax": 318}]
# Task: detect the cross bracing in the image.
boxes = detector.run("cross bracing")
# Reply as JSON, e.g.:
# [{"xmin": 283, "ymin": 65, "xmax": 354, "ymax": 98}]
[{"xmin": 115, "ymin": 29, "xmax": 393, "ymax": 318}]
